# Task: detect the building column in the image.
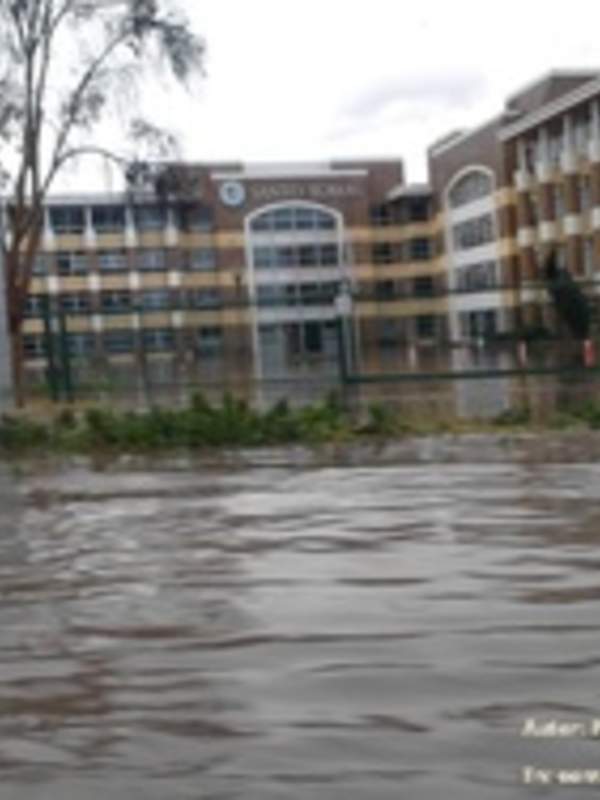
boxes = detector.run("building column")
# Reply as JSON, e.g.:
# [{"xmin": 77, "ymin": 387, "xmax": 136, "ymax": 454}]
[
  {"xmin": 514, "ymin": 138, "xmax": 533, "ymax": 189},
  {"xmin": 165, "ymin": 207, "xmax": 179, "ymax": 247},
  {"xmin": 566, "ymin": 236, "xmax": 584, "ymax": 277},
  {"xmin": 517, "ymin": 138, "xmax": 527, "ymax": 171},
  {"xmin": 561, "ymin": 113, "xmax": 577, "ymax": 173},
  {"xmin": 535, "ymin": 125, "xmax": 558, "ymax": 253},
  {"xmin": 536, "ymin": 126, "xmax": 551, "ymax": 180},
  {"xmin": 520, "ymin": 247, "xmax": 538, "ymax": 282},
  {"xmin": 125, "ymin": 205, "xmax": 137, "ymax": 248},
  {"xmin": 562, "ymin": 118, "xmax": 583, "ymax": 276},
  {"xmin": 83, "ymin": 206, "xmax": 96, "ymax": 249},
  {"xmin": 42, "ymin": 207, "xmax": 55, "ymax": 251},
  {"xmin": 590, "ymin": 99, "xmax": 600, "ymax": 159},
  {"xmin": 589, "ymin": 103, "xmax": 600, "ymax": 270}
]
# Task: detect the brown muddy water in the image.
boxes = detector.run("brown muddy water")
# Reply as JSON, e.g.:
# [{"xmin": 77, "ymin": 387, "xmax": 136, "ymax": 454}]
[{"xmin": 2, "ymin": 440, "xmax": 600, "ymax": 799}]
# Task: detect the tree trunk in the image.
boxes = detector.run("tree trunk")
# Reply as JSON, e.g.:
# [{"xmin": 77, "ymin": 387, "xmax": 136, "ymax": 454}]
[{"xmin": 10, "ymin": 327, "xmax": 25, "ymax": 408}]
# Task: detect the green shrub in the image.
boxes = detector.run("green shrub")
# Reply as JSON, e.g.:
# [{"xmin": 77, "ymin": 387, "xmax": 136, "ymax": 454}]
[
  {"xmin": 261, "ymin": 399, "xmax": 301, "ymax": 443},
  {"xmin": 492, "ymin": 406, "xmax": 532, "ymax": 427},
  {"xmin": 362, "ymin": 403, "xmax": 402, "ymax": 436},
  {"xmin": 0, "ymin": 415, "xmax": 50, "ymax": 450},
  {"xmin": 569, "ymin": 401, "xmax": 600, "ymax": 429}
]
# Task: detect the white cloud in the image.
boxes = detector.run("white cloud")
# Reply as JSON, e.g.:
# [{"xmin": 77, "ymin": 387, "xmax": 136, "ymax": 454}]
[{"xmin": 341, "ymin": 72, "xmax": 487, "ymax": 119}]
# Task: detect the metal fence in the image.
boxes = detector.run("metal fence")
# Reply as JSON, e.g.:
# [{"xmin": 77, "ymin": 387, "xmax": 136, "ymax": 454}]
[{"xmin": 21, "ymin": 335, "xmax": 600, "ymax": 423}]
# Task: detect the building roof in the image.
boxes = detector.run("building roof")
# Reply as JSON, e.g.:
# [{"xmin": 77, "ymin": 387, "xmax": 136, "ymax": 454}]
[
  {"xmin": 500, "ymin": 73, "xmax": 600, "ymax": 140},
  {"xmin": 428, "ymin": 116, "xmax": 503, "ymax": 158},
  {"xmin": 505, "ymin": 69, "xmax": 599, "ymax": 113},
  {"xmin": 386, "ymin": 182, "xmax": 432, "ymax": 200}
]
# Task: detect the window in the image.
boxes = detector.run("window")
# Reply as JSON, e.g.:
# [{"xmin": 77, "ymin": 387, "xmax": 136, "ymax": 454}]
[
  {"xmin": 448, "ymin": 171, "xmax": 493, "ymax": 208},
  {"xmin": 461, "ymin": 309, "xmax": 497, "ymax": 338},
  {"xmin": 548, "ymin": 134, "xmax": 562, "ymax": 166},
  {"xmin": 259, "ymin": 286, "xmax": 300, "ymax": 306},
  {"xmin": 304, "ymin": 322, "xmax": 323, "ymax": 354},
  {"xmin": 104, "ymin": 330, "xmax": 134, "ymax": 354},
  {"xmin": 196, "ymin": 326, "xmax": 223, "ymax": 353},
  {"xmin": 416, "ymin": 314, "xmax": 436, "ymax": 339},
  {"xmin": 409, "ymin": 238, "xmax": 431, "ymax": 260},
  {"xmin": 188, "ymin": 248, "xmax": 216, "ymax": 270},
  {"xmin": 56, "ymin": 251, "xmax": 88, "ymax": 276},
  {"xmin": 33, "ymin": 255, "xmax": 47, "ymax": 276},
  {"xmin": 574, "ymin": 116, "xmax": 590, "ymax": 156},
  {"xmin": 137, "ymin": 249, "xmax": 167, "ymax": 271},
  {"xmin": 456, "ymin": 261, "xmax": 497, "ymax": 291},
  {"xmin": 584, "ymin": 238, "xmax": 594, "ymax": 276},
  {"xmin": 67, "ymin": 333, "xmax": 95, "ymax": 357},
  {"xmin": 298, "ymin": 245, "xmax": 318, "ymax": 267},
  {"xmin": 98, "ymin": 249, "xmax": 128, "ymax": 272},
  {"xmin": 370, "ymin": 204, "xmax": 393, "ymax": 226},
  {"xmin": 315, "ymin": 210, "xmax": 336, "ymax": 230},
  {"xmin": 273, "ymin": 208, "xmax": 293, "ymax": 231},
  {"xmin": 91, "ymin": 205, "xmax": 126, "ymax": 233},
  {"xmin": 372, "ymin": 243, "xmax": 396, "ymax": 264},
  {"xmin": 24, "ymin": 295, "xmax": 46, "ymax": 318},
  {"xmin": 49, "ymin": 205, "xmax": 85, "ymax": 235},
  {"xmin": 254, "ymin": 247, "xmax": 275, "ymax": 268},
  {"xmin": 452, "ymin": 214, "xmax": 494, "ymax": 250},
  {"xmin": 413, "ymin": 276, "xmax": 434, "ymax": 297},
  {"xmin": 370, "ymin": 199, "xmax": 430, "ymax": 226},
  {"xmin": 553, "ymin": 184, "xmax": 565, "ymax": 219},
  {"xmin": 140, "ymin": 289, "xmax": 172, "ymax": 311},
  {"xmin": 294, "ymin": 208, "xmax": 318, "ymax": 230},
  {"xmin": 579, "ymin": 176, "xmax": 591, "ymax": 213},
  {"xmin": 253, "ymin": 244, "xmax": 339, "ymax": 268},
  {"xmin": 141, "ymin": 328, "xmax": 175, "ymax": 352},
  {"xmin": 299, "ymin": 282, "xmax": 339, "ymax": 306},
  {"xmin": 23, "ymin": 334, "xmax": 46, "ymax": 359},
  {"xmin": 277, "ymin": 246, "xmax": 296, "ymax": 267},
  {"xmin": 524, "ymin": 139, "xmax": 537, "ymax": 172},
  {"xmin": 179, "ymin": 203, "xmax": 214, "ymax": 232},
  {"xmin": 320, "ymin": 244, "xmax": 338, "ymax": 266},
  {"xmin": 100, "ymin": 291, "xmax": 132, "ymax": 314},
  {"xmin": 406, "ymin": 198, "xmax": 429, "ymax": 222},
  {"xmin": 59, "ymin": 293, "xmax": 91, "ymax": 314},
  {"xmin": 375, "ymin": 280, "xmax": 395, "ymax": 300},
  {"xmin": 377, "ymin": 318, "xmax": 400, "ymax": 346},
  {"xmin": 526, "ymin": 192, "xmax": 539, "ymax": 226},
  {"xmin": 251, "ymin": 205, "xmax": 337, "ymax": 232},
  {"xmin": 257, "ymin": 286, "xmax": 285, "ymax": 306},
  {"xmin": 134, "ymin": 204, "xmax": 167, "ymax": 231},
  {"xmin": 188, "ymin": 288, "xmax": 221, "ymax": 309}
]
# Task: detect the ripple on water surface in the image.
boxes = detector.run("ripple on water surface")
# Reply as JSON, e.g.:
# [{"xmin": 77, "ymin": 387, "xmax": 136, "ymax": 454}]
[{"xmin": 1, "ymin": 460, "xmax": 600, "ymax": 798}]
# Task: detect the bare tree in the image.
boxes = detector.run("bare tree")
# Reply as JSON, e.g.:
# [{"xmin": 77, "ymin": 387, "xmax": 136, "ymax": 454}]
[{"xmin": 0, "ymin": 0, "xmax": 204, "ymax": 404}]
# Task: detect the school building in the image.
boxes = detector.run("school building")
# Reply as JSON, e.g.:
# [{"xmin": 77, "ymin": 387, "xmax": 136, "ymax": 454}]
[{"xmin": 7, "ymin": 68, "xmax": 600, "ymax": 397}]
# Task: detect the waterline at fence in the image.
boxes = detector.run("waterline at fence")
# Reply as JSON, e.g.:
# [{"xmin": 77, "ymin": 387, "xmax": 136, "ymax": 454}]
[{"xmin": 21, "ymin": 340, "xmax": 600, "ymax": 422}]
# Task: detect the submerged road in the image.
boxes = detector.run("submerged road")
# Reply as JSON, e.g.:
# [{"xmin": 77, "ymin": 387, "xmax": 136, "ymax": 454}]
[{"xmin": 1, "ymin": 448, "xmax": 600, "ymax": 798}]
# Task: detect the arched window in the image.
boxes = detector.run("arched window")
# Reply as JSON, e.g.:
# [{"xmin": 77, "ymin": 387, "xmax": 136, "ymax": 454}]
[
  {"xmin": 448, "ymin": 170, "xmax": 493, "ymax": 209},
  {"xmin": 250, "ymin": 205, "xmax": 336, "ymax": 233}
]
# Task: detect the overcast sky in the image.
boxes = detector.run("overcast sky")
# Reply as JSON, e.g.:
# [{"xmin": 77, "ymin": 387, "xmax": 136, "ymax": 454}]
[
  {"xmin": 173, "ymin": 0, "xmax": 600, "ymax": 182},
  {"xmin": 59, "ymin": 0, "xmax": 600, "ymax": 190}
]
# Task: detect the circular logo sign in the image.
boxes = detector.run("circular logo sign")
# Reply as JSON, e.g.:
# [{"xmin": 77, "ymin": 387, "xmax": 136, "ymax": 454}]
[{"xmin": 219, "ymin": 180, "xmax": 246, "ymax": 208}]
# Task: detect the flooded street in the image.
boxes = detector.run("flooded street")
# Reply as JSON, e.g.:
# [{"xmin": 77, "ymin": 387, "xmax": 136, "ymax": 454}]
[{"xmin": 2, "ymin": 446, "xmax": 600, "ymax": 798}]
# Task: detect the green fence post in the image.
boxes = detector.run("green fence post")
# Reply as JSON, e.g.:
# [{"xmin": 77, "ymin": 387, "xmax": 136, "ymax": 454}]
[
  {"xmin": 57, "ymin": 307, "xmax": 74, "ymax": 402},
  {"xmin": 42, "ymin": 295, "xmax": 59, "ymax": 402}
]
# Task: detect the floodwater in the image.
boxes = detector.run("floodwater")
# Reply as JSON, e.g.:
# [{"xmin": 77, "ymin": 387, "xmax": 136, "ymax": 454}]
[{"xmin": 2, "ymin": 444, "xmax": 600, "ymax": 799}]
